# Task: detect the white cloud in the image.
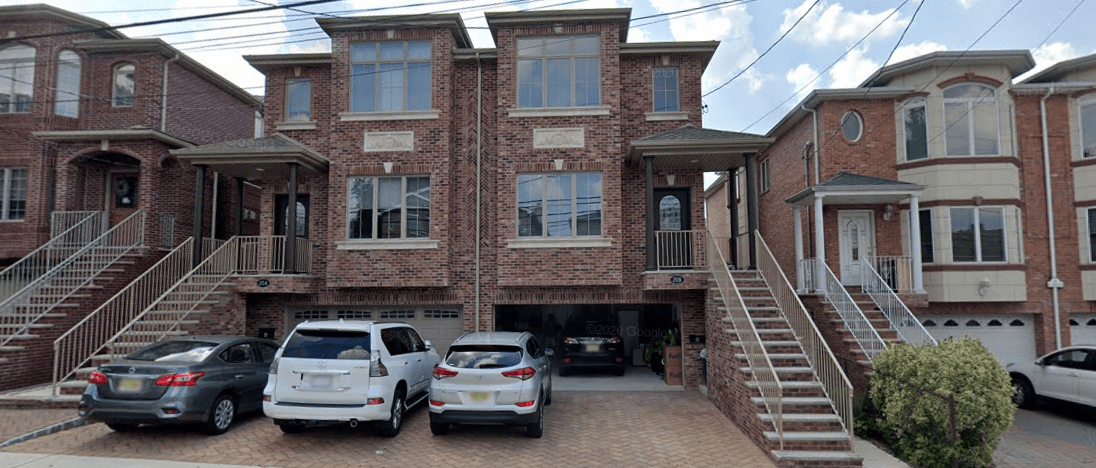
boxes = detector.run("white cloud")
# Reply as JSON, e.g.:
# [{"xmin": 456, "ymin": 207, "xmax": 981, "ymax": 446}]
[
  {"xmin": 786, "ymin": 63, "xmax": 820, "ymax": 99},
  {"xmin": 958, "ymin": 0, "xmax": 977, "ymax": 9},
  {"xmin": 781, "ymin": 0, "xmax": 908, "ymax": 46},
  {"xmin": 828, "ymin": 46, "xmax": 878, "ymax": 88},
  {"xmin": 627, "ymin": 27, "xmax": 651, "ymax": 43},
  {"xmin": 1017, "ymin": 41, "xmax": 1080, "ymax": 81},
  {"xmin": 887, "ymin": 40, "xmax": 947, "ymax": 65}
]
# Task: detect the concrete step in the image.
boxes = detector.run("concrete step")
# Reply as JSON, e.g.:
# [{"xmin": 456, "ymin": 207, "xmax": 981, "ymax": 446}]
[{"xmin": 772, "ymin": 450, "xmax": 863, "ymax": 465}]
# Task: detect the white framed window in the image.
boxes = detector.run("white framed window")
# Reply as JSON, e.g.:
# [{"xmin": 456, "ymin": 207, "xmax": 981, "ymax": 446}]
[
  {"xmin": 517, "ymin": 36, "xmax": 600, "ymax": 108},
  {"xmin": 286, "ymin": 78, "xmax": 310, "ymax": 122},
  {"xmin": 1, "ymin": 168, "xmax": 27, "ymax": 220},
  {"xmin": 653, "ymin": 67, "xmax": 678, "ymax": 112},
  {"xmin": 841, "ymin": 111, "xmax": 863, "ymax": 142},
  {"xmin": 54, "ymin": 50, "xmax": 80, "ymax": 118},
  {"xmin": 943, "ymin": 83, "xmax": 998, "ymax": 156},
  {"xmin": 517, "ymin": 173, "xmax": 602, "ymax": 237},
  {"xmin": 1080, "ymin": 95, "xmax": 1096, "ymax": 158},
  {"xmin": 0, "ymin": 44, "xmax": 36, "ymax": 113},
  {"xmin": 112, "ymin": 63, "xmax": 134, "ymax": 107},
  {"xmin": 903, "ymin": 97, "xmax": 928, "ymax": 161},
  {"xmin": 347, "ymin": 175, "xmax": 430, "ymax": 239},
  {"xmin": 950, "ymin": 206, "xmax": 1006, "ymax": 262},
  {"xmin": 918, "ymin": 208, "xmax": 934, "ymax": 263},
  {"xmin": 350, "ymin": 41, "xmax": 431, "ymax": 112},
  {"xmin": 759, "ymin": 159, "xmax": 770, "ymax": 192},
  {"xmin": 1087, "ymin": 208, "xmax": 1096, "ymax": 262}
]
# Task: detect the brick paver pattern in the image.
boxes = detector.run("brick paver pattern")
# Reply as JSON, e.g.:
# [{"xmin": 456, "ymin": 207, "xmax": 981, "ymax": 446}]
[
  {"xmin": 0, "ymin": 409, "xmax": 76, "ymax": 442},
  {"xmin": 0, "ymin": 391, "xmax": 777, "ymax": 468}
]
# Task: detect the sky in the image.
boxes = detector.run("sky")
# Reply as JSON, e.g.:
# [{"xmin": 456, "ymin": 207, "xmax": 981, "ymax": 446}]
[{"xmin": 7, "ymin": 0, "xmax": 1095, "ymax": 183}]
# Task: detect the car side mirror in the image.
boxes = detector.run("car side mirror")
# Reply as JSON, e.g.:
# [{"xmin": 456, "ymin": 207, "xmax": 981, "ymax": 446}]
[
  {"xmin": 423, "ymin": 340, "xmax": 433, "ymax": 351},
  {"xmin": 544, "ymin": 348, "xmax": 554, "ymax": 357}
]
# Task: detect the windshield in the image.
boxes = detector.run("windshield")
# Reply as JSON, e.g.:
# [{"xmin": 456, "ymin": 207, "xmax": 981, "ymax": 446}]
[
  {"xmin": 127, "ymin": 341, "xmax": 218, "ymax": 363},
  {"xmin": 445, "ymin": 345, "xmax": 523, "ymax": 369},
  {"xmin": 283, "ymin": 329, "xmax": 371, "ymax": 360}
]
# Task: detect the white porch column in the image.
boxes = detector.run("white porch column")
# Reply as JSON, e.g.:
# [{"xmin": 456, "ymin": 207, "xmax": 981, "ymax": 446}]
[
  {"xmin": 813, "ymin": 196, "xmax": 825, "ymax": 291},
  {"xmin": 910, "ymin": 195, "xmax": 925, "ymax": 293},
  {"xmin": 794, "ymin": 205, "xmax": 804, "ymax": 292}
]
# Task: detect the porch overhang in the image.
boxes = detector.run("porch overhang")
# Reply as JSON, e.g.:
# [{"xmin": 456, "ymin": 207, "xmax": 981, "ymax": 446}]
[
  {"xmin": 786, "ymin": 172, "xmax": 925, "ymax": 206},
  {"xmin": 169, "ymin": 133, "xmax": 329, "ymax": 180},
  {"xmin": 627, "ymin": 124, "xmax": 773, "ymax": 171},
  {"xmin": 34, "ymin": 128, "xmax": 193, "ymax": 149}
]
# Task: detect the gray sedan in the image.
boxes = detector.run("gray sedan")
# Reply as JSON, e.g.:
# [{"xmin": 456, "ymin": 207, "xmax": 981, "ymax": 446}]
[{"xmin": 79, "ymin": 336, "xmax": 279, "ymax": 435}]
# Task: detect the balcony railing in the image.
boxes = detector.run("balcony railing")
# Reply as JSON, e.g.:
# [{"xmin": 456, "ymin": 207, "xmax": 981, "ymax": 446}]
[
  {"xmin": 873, "ymin": 255, "xmax": 914, "ymax": 294},
  {"xmin": 655, "ymin": 230, "xmax": 706, "ymax": 270},
  {"xmin": 50, "ymin": 211, "xmax": 103, "ymax": 240}
]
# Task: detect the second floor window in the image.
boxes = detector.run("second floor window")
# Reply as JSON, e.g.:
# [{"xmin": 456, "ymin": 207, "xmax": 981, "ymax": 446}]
[
  {"xmin": 950, "ymin": 206, "xmax": 1005, "ymax": 262},
  {"xmin": 348, "ymin": 175, "xmax": 430, "ymax": 239},
  {"xmin": 351, "ymin": 41, "xmax": 431, "ymax": 112},
  {"xmin": 55, "ymin": 50, "xmax": 80, "ymax": 118},
  {"xmin": 1080, "ymin": 95, "xmax": 1096, "ymax": 158},
  {"xmin": 944, "ymin": 83, "xmax": 998, "ymax": 156},
  {"xmin": 759, "ymin": 159, "xmax": 770, "ymax": 192},
  {"xmin": 113, "ymin": 63, "xmax": 134, "ymax": 107},
  {"xmin": 517, "ymin": 36, "xmax": 600, "ymax": 108},
  {"xmin": 286, "ymin": 78, "xmax": 311, "ymax": 122},
  {"xmin": 0, "ymin": 44, "xmax": 36, "ymax": 113},
  {"xmin": 903, "ymin": 97, "xmax": 928, "ymax": 161},
  {"xmin": 1, "ymin": 168, "xmax": 26, "ymax": 220},
  {"xmin": 653, "ymin": 68, "xmax": 678, "ymax": 112},
  {"xmin": 918, "ymin": 208, "xmax": 934, "ymax": 263},
  {"xmin": 517, "ymin": 173, "xmax": 602, "ymax": 237}
]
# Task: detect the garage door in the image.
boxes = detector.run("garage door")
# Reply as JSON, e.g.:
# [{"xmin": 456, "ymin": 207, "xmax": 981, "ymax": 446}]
[
  {"xmin": 920, "ymin": 315, "xmax": 1037, "ymax": 367},
  {"xmin": 287, "ymin": 306, "xmax": 464, "ymax": 356},
  {"xmin": 1071, "ymin": 314, "xmax": 1096, "ymax": 345}
]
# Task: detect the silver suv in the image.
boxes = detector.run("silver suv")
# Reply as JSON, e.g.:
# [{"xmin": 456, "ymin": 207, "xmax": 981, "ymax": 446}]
[
  {"xmin": 428, "ymin": 332, "xmax": 553, "ymax": 438},
  {"xmin": 263, "ymin": 320, "xmax": 439, "ymax": 436}
]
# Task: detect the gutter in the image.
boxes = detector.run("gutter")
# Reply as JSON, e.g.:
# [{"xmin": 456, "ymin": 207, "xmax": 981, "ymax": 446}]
[
  {"xmin": 475, "ymin": 52, "xmax": 483, "ymax": 333},
  {"xmin": 1039, "ymin": 86, "xmax": 1064, "ymax": 350},
  {"xmin": 800, "ymin": 104, "xmax": 819, "ymax": 184},
  {"xmin": 161, "ymin": 54, "xmax": 180, "ymax": 132}
]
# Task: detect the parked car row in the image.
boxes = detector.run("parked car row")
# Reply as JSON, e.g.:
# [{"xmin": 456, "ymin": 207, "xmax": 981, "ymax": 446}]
[{"xmin": 79, "ymin": 322, "xmax": 554, "ymax": 439}]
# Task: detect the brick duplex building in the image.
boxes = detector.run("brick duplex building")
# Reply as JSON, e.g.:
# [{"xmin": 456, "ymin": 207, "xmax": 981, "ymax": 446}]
[{"xmin": 708, "ymin": 49, "xmax": 1096, "ymax": 368}]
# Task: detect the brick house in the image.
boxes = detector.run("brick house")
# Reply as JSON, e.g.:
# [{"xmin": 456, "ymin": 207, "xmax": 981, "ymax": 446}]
[
  {"xmin": 707, "ymin": 49, "xmax": 1096, "ymax": 370},
  {"xmin": 0, "ymin": 4, "xmax": 260, "ymax": 391}
]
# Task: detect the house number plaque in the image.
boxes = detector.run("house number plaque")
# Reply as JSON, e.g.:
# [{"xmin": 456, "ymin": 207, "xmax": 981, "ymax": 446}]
[
  {"xmin": 669, "ymin": 275, "xmax": 685, "ymax": 284},
  {"xmin": 257, "ymin": 279, "xmax": 271, "ymax": 288}
]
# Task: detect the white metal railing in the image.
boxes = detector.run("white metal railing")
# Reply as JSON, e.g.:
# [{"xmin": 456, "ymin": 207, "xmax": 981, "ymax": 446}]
[
  {"xmin": 801, "ymin": 257, "xmax": 888, "ymax": 362},
  {"xmin": 656, "ymin": 230, "xmax": 706, "ymax": 270},
  {"xmin": 1, "ymin": 213, "xmax": 103, "ymax": 300},
  {"xmin": 50, "ymin": 211, "xmax": 103, "ymax": 239},
  {"xmin": 707, "ymin": 231, "xmax": 784, "ymax": 449},
  {"xmin": 873, "ymin": 255, "xmax": 914, "ymax": 293},
  {"xmin": 52, "ymin": 238, "xmax": 195, "ymax": 394},
  {"xmin": 757, "ymin": 234, "xmax": 854, "ymax": 445},
  {"xmin": 860, "ymin": 259, "xmax": 937, "ymax": 346},
  {"xmin": 160, "ymin": 213, "xmax": 176, "ymax": 249},
  {"xmin": 1, "ymin": 211, "xmax": 145, "ymax": 350},
  {"xmin": 235, "ymin": 236, "xmax": 313, "ymax": 274}
]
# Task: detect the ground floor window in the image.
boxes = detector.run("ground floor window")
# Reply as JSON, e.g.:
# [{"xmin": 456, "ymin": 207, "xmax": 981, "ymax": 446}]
[
  {"xmin": 950, "ymin": 206, "xmax": 1005, "ymax": 262},
  {"xmin": 1, "ymin": 167, "xmax": 26, "ymax": 220}
]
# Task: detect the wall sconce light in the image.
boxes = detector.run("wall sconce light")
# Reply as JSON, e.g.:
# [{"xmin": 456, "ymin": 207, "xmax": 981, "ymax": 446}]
[
  {"xmin": 882, "ymin": 204, "xmax": 894, "ymax": 221},
  {"xmin": 978, "ymin": 278, "xmax": 991, "ymax": 296}
]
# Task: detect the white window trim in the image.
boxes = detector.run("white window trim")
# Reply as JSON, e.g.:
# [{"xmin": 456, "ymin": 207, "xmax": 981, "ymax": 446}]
[
  {"xmin": 275, "ymin": 121, "xmax": 317, "ymax": 131},
  {"xmin": 349, "ymin": 41, "xmax": 432, "ymax": 113},
  {"xmin": 949, "ymin": 206, "xmax": 1008, "ymax": 263},
  {"xmin": 508, "ymin": 106, "xmax": 611, "ymax": 118},
  {"xmin": 112, "ymin": 63, "xmax": 135, "ymax": 108},
  {"xmin": 516, "ymin": 35, "xmax": 601, "ymax": 109},
  {"xmin": 917, "ymin": 208, "xmax": 935, "ymax": 264},
  {"xmin": 54, "ymin": 50, "xmax": 80, "ymax": 118},
  {"xmin": 943, "ymin": 83, "xmax": 1000, "ymax": 157},
  {"xmin": 841, "ymin": 110, "xmax": 863, "ymax": 142},
  {"xmin": 0, "ymin": 168, "xmax": 26, "ymax": 222},
  {"xmin": 652, "ymin": 67, "xmax": 680, "ymax": 113},
  {"xmin": 902, "ymin": 97, "xmax": 929, "ymax": 161},
  {"xmin": 506, "ymin": 237, "xmax": 611, "ymax": 249},
  {"xmin": 645, "ymin": 111, "xmax": 689, "ymax": 121},
  {"xmin": 0, "ymin": 44, "xmax": 35, "ymax": 114},
  {"xmin": 336, "ymin": 239, "xmax": 439, "ymax": 250},
  {"xmin": 759, "ymin": 159, "xmax": 770, "ymax": 192},
  {"xmin": 285, "ymin": 78, "xmax": 311, "ymax": 123},
  {"xmin": 1086, "ymin": 207, "xmax": 1096, "ymax": 263},
  {"xmin": 517, "ymin": 172, "xmax": 603, "ymax": 239},
  {"xmin": 1078, "ymin": 94, "xmax": 1096, "ymax": 159},
  {"xmin": 346, "ymin": 175, "xmax": 431, "ymax": 241},
  {"xmin": 339, "ymin": 110, "xmax": 440, "ymax": 121}
]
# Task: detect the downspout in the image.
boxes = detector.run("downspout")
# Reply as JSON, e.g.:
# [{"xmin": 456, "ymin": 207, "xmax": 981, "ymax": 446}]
[
  {"xmin": 161, "ymin": 54, "xmax": 180, "ymax": 132},
  {"xmin": 801, "ymin": 104, "xmax": 819, "ymax": 184},
  {"xmin": 1040, "ymin": 86, "xmax": 1064, "ymax": 350},
  {"xmin": 475, "ymin": 52, "xmax": 483, "ymax": 333},
  {"xmin": 210, "ymin": 173, "xmax": 219, "ymax": 239}
]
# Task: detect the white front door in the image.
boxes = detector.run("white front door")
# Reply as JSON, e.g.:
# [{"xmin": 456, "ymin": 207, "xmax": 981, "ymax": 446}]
[{"xmin": 838, "ymin": 211, "xmax": 875, "ymax": 286}]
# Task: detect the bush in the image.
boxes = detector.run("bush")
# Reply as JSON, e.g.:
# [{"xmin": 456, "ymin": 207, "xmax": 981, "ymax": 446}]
[{"xmin": 868, "ymin": 338, "xmax": 1014, "ymax": 468}]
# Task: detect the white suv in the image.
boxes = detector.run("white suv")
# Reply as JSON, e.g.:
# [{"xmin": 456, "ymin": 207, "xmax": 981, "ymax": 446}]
[{"xmin": 262, "ymin": 320, "xmax": 439, "ymax": 436}]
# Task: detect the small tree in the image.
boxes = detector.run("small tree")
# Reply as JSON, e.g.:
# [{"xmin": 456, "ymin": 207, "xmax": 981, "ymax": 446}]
[{"xmin": 869, "ymin": 338, "xmax": 1014, "ymax": 468}]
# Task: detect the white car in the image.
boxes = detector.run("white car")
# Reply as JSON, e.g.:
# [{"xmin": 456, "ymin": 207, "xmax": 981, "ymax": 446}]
[
  {"xmin": 262, "ymin": 320, "xmax": 439, "ymax": 436},
  {"xmin": 1008, "ymin": 345, "xmax": 1096, "ymax": 409}
]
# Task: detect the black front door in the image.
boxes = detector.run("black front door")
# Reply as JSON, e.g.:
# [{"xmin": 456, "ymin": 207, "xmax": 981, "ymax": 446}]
[{"xmin": 654, "ymin": 188, "xmax": 691, "ymax": 268}]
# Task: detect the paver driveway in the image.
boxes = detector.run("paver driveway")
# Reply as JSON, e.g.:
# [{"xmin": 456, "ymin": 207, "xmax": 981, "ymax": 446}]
[{"xmin": 1, "ymin": 391, "xmax": 775, "ymax": 468}]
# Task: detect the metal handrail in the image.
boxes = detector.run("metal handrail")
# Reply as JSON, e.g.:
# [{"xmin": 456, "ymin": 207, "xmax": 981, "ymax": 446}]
[
  {"xmin": 707, "ymin": 232, "xmax": 784, "ymax": 449},
  {"xmin": 656, "ymin": 230, "xmax": 706, "ymax": 270},
  {"xmin": 860, "ymin": 259, "xmax": 937, "ymax": 346},
  {"xmin": 50, "ymin": 211, "xmax": 102, "ymax": 239},
  {"xmin": 0, "ymin": 212, "xmax": 103, "ymax": 301},
  {"xmin": 756, "ymin": 234, "xmax": 854, "ymax": 444},
  {"xmin": 801, "ymin": 257, "xmax": 888, "ymax": 362},
  {"xmin": 1, "ymin": 211, "xmax": 145, "ymax": 350},
  {"xmin": 51, "ymin": 238, "xmax": 195, "ymax": 394}
]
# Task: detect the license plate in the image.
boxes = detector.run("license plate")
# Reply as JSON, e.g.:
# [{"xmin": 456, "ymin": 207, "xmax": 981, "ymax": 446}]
[
  {"xmin": 585, "ymin": 344, "xmax": 601, "ymax": 353},
  {"xmin": 311, "ymin": 375, "xmax": 332, "ymax": 388},
  {"xmin": 117, "ymin": 378, "xmax": 142, "ymax": 392},
  {"xmin": 470, "ymin": 392, "xmax": 489, "ymax": 402}
]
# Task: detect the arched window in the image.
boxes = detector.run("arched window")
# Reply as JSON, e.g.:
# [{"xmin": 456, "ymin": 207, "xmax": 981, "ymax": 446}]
[
  {"xmin": 903, "ymin": 97, "xmax": 928, "ymax": 161},
  {"xmin": 0, "ymin": 44, "xmax": 36, "ymax": 113},
  {"xmin": 112, "ymin": 63, "xmax": 134, "ymax": 107},
  {"xmin": 943, "ymin": 83, "xmax": 998, "ymax": 156},
  {"xmin": 55, "ymin": 50, "xmax": 80, "ymax": 117}
]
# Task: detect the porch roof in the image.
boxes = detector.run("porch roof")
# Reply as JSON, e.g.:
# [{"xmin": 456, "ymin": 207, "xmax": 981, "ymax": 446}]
[
  {"xmin": 626, "ymin": 124, "xmax": 773, "ymax": 171},
  {"xmin": 786, "ymin": 172, "xmax": 925, "ymax": 206},
  {"xmin": 169, "ymin": 133, "xmax": 329, "ymax": 180}
]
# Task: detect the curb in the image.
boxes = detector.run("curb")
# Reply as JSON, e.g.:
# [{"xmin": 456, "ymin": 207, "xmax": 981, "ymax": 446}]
[{"xmin": 0, "ymin": 417, "xmax": 91, "ymax": 450}]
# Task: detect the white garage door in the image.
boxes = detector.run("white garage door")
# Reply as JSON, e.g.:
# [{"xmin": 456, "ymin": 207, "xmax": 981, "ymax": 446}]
[
  {"xmin": 1071, "ymin": 314, "xmax": 1096, "ymax": 346},
  {"xmin": 920, "ymin": 315, "xmax": 1037, "ymax": 367},
  {"xmin": 287, "ymin": 306, "xmax": 464, "ymax": 356}
]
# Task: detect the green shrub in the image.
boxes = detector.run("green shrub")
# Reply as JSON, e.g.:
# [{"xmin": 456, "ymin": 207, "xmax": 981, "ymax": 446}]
[{"xmin": 868, "ymin": 338, "xmax": 1014, "ymax": 468}]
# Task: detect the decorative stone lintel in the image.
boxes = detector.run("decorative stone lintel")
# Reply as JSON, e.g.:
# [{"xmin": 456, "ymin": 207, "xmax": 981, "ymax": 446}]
[
  {"xmin": 275, "ymin": 121, "xmax": 318, "ymax": 131},
  {"xmin": 363, "ymin": 131, "xmax": 414, "ymax": 152},
  {"xmin": 533, "ymin": 127, "xmax": 585, "ymax": 149},
  {"xmin": 644, "ymin": 111, "xmax": 690, "ymax": 122},
  {"xmin": 508, "ymin": 106, "xmax": 611, "ymax": 118}
]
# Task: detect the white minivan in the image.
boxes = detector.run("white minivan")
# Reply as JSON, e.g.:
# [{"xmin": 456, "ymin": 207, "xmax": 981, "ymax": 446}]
[{"xmin": 262, "ymin": 320, "xmax": 439, "ymax": 436}]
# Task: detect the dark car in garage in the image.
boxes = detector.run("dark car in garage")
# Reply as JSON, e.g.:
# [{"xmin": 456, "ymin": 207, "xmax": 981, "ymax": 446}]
[{"xmin": 558, "ymin": 320, "xmax": 625, "ymax": 376}]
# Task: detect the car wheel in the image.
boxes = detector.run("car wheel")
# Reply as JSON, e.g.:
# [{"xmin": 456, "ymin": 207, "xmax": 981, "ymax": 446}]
[
  {"xmin": 430, "ymin": 422, "xmax": 450, "ymax": 436},
  {"xmin": 1013, "ymin": 377, "xmax": 1036, "ymax": 409},
  {"xmin": 525, "ymin": 398, "xmax": 544, "ymax": 439},
  {"xmin": 378, "ymin": 388, "xmax": 405, "ymax": 438},
  {"xmin": 276, "ymin": 420, "xmax": 306, "ymax": 434},
  {"xmin": 203, "ymin": 393, "xmax": 236, "ymax": 435},
  {"xmin": 545, "ymin": 379, "xmax": 553, "ymax": 406},
  {"xmin": 106, "ymin": 423, "xmax": 139, "ymax": 432}
]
